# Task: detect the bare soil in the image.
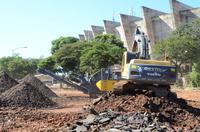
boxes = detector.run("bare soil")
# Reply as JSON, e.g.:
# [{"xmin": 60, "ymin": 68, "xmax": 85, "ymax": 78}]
[
  {"xmin": 44, "ymin": 88, "xmax": 91, "ymax": 113},
  {"xmin": 175, "ymin": 89, "xmax": 200, "ymax": 108}
]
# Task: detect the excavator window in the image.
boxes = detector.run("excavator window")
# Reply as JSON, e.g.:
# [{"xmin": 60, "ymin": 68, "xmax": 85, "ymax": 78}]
[{"xmin": 127, "ymin": 52, "xmax": 136, "ymax": 63}]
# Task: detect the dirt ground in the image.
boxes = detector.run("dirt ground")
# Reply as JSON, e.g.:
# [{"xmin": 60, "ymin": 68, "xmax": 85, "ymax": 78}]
[
  {"xmin": 1, "ymin": 87, "xmax": 200, "ymax": 131},
  {"xmin": 44, "ymin": 88, "xmax": 91, "ymax": 113},
  {"xmin": 175, "ymin": 89, "xmax": 200, "ymax": 109}
]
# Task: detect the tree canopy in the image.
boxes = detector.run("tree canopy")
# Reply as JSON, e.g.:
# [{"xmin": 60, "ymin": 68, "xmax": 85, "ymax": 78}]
[
  {"xmin": 51, "ymin": 36, "xmax": 79, "ymax": 54},
  {"xmin": 94, "ymin": 34, "xmax": 124, "ymax": 48},
  {"xmin": 80, "ymin": 43, "xmax": 124, "ymax": 74},
  {"xmin": 38, "ymin": 56, "xmax": 57, "ymax": 72},
  {"xmin": 153, "ymin": 18, "xmax": 200, "ymax": 73},
  {"xmin": 53, "ymin": 41, "xmax": 92, "ymax": 72},
  {"xmin": 190, "ymin": 62, "xmax": 200, "ymax": 87},
  {"xmin": 51, "ymin": 34, "xmax": 124, "ymax": 74},
  {"xmin": 0, "ymin": 56, "xmax": 40, "ymax": 79}
]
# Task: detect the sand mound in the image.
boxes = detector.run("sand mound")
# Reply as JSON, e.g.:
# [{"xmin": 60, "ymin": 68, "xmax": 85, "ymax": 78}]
[
  {"xmin": 22, "ymin": 74, "xmax": 57, "ymax": 98},
  {"xmin": 0, "ymin": 82, "xmax": 55, "ymax": 108},
  {"xmin": 0, "ymin": 71, "xmax": 18, "ymax": 93}
]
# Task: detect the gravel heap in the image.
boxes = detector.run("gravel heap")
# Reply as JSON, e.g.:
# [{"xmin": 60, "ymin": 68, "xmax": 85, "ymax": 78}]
[
  {"xmin": 22, "ymin": 74, "xmax": 57, "ymax": 98},
  {"xmin": 69, "ymin": 90, "xmax": 200, "ymax": 131},
  {"xmin": 89, "ymin": 92, "xmax": 200, "ymax": 130},
  {"xmin": 68, "ymin": 109, "xmax": 200, "ymax": 132},
  {"xmin": 0, "ymin": 71, "xmax": 18, "ymax": 93},
  {"xmin": 0, "ymin": 81, "xmax": 56, "ymax": 108}
]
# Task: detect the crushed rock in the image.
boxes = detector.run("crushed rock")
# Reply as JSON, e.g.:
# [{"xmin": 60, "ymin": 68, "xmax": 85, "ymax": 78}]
[
  {"xmin": 0, "ymin": 81, "xmax": 55, "ymax": 108},
  {"xmin": 22, "ymin": 74, "xmax": 57, "ymax": 98},
  {"xmin": 91, "ymin": 91, "xmax": 200, "ymax": 129}
]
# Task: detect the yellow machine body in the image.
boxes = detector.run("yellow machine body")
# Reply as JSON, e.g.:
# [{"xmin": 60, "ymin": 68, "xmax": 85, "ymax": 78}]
[
  {"xmin": 95, "ymin": 52, "xmax": 176, "ymax": 92},
  {"xmin": 96, "ymin": 80, "xmax": 118, "ymax": 91}
]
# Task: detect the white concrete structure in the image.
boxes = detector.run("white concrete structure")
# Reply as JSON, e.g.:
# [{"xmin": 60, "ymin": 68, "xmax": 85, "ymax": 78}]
[{"xmin": 79, "ymin": 0, "xmax": 200, "ymax": 49}]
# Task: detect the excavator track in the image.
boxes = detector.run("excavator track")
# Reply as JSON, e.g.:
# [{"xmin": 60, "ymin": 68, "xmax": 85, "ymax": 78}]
[{"xmin": 112, "ymin": 81, "xmax": 172, "ymax": 97}]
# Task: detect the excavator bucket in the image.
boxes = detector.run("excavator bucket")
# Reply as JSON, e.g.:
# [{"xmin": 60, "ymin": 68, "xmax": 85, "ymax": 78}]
[{"xmin": 96, "ymin": 80, "xmax": 118, "ymax": 91}]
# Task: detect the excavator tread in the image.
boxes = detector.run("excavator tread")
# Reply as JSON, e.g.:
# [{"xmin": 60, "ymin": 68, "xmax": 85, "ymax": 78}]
[{"xmin": 112, "ymin": 81, "xmax": 172, "ymax": 97}]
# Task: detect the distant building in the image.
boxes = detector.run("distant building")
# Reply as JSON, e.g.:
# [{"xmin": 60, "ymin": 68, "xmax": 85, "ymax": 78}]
[{"xmin": 79, "ymin": 0, "xmax": 200, "ymax": 51}]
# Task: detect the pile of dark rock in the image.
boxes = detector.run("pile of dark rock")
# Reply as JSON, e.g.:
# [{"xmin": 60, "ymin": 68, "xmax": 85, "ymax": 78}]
[
  {"xmin": 68, "ymin": 109, "xmax": 200, "ymax": 132},
  {"xmin": 69, "ymin": 89, "xmax": 200, "ymax": 131},
  {"xmin": 0, "ymin": 82, "xmax": 55, "ymax": 108},
  {"xmin": 22, "ymin": 74, "xmax": 57, "ymax": 98},
  {"xmin": 0, "ymin": 72, "xmax": 57, "ymax": 108}
]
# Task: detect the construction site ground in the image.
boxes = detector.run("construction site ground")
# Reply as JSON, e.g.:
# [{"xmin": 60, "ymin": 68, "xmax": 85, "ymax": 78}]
[{"xmin": 0, "ymin": 87, "xmax": 200, "ymax": 131}]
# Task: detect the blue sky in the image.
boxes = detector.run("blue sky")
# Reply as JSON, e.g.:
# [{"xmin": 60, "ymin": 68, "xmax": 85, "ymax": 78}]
[{"xmin": 0, "ymin": 0, "xmax": 199, "ymax": 58}]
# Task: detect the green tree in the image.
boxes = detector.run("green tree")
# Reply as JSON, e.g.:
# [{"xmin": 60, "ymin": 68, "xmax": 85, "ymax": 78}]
[
  {"xmin": 38, "ymin": 56, "xmax": 57, "ymax": 72},
  {"xmin": 53, "ymin": 41, "xmax": 92, "ymax": 72},
  {"xmin": 0, "ymin": 56, "xmax": 40, "ymax": 79},
  {"xmin": 80, "ymin": 43, "xmax": 124, "ymax": 74},
  {"xmin": 153, "ymin": 19, "xmax": 200, "ymax": 74},
  {"xmin": 153, "ymin": 35, "xmax": 199, "ymax": 67},
  {"xmin": 51, "ymin": 36, "xmax": 79, "ymax": 54},
  {"xmin": 190, "ymin": 63, "xmax": 200, "ymax": 87},
  {"xmin": 94, "ymin": 34, "xmax": 124, "ymax": 48}
]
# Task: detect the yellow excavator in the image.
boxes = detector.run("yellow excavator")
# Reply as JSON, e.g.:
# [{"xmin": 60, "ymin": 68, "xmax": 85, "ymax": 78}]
[{"xmin": 95, "ymin": 27, "xmax": 177, "ymax": 97}]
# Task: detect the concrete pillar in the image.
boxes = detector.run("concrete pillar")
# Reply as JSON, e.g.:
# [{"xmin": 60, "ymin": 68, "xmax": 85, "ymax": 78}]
[
  {"xmin": 142, "ymin": 6, "xmax": 166, "ymax": 46},
  {"xmin": 103, "ymin": 20, "xmax": 121, "ymax": 38},
  {"xmin": 115, "ymin": 26, "xmax": 126, "ymax": 45},
  {"xmin": 91, "ymin": 25, "xmax": 104, "ymax": 37},
  {"xmin": 78, "ymin": 34, "xmax": 85, "ymax": 41},
  {"xmin": 84, "ymin": 30, "xmax": 94, "ymax": 41},
  {"xmin": 170, "ymin": 0, "xmax": 192, "ymax": 29},
  {"xmin": 119, "ymin": 14, "xmax": 142, "ymax": 51}
]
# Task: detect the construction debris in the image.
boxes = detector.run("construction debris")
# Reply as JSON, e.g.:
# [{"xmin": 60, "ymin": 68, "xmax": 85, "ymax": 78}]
[
  {"xmin": 0, "ymin": 71, "xmax": 18, "ymax": 93},
  {"xmin": 69, "ymin": 91, "xmax": 200, "ymax": 131},
  {"xmin": 22, "ymin": 74, "xmax": 57, "ymax": 98},
  {"xmin": 68, "ymin": 109, "xmax": 200, "ymax": 131},
  {"xmin": 69, "ymin": 110, "xmax": 171, "ymax": 131},
  {"xmin": 0, "ymin": 81, "xmax": 56, "ymax": 108}
]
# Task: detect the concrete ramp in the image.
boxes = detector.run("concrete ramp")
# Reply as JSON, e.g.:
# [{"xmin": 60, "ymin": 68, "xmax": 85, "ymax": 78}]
[
  {"xmin": 142, "ymin": 6, "xmax": 167, "ymax": 45},
  {"xmin": 103, "ymin": 20, "xmax": 121, "ymax": 38},
  {"xmin": 170, "ymin": 0, "xmax": 193, "ymax": 28},
  {"xmin": 84, "ymin": 30, "xmax": 94, "ymax": 41},
  {"xmin": 91, "ymin": 25, "xmax": 104, "ymax": 37},
  {"xmin": 79, "ymin": 34, "xmax": 85, "ymax": 41},
  {"xmin": 120, "ymin": 14, "xmax": 142, "ymax": 51}
]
